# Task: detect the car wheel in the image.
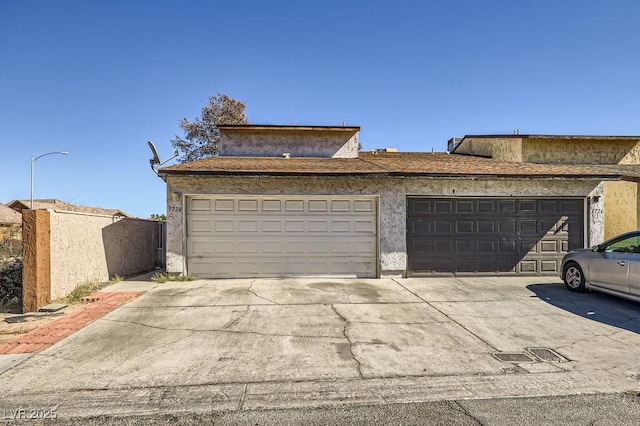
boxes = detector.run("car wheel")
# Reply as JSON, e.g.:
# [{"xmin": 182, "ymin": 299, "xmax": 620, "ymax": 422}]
[{"xmin": 563, "ymin": 262, "xmax": 586, "ymax": 292}]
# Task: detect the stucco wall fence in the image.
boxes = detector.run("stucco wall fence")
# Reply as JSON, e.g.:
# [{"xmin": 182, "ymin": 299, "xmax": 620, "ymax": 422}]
[{"xmin": 22, "ymin": 209, "xmax": 163, "ymax": 312}]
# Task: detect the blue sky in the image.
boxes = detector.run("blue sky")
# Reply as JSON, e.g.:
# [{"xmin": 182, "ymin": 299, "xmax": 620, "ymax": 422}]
[{"xmin": 1, "ymin": 1, "xmax": 639, "ymax": 218}]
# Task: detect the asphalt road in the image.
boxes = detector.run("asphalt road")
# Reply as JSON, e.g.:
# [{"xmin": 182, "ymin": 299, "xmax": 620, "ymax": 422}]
[{"xmin": 5, "ymin": 393, "xmax": 640, "ymax": 425}]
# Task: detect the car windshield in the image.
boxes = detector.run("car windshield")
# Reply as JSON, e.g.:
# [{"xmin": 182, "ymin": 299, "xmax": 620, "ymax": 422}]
[{"xmin": 603, "ymin": 235, "xmax": 640, "ymax": 253}]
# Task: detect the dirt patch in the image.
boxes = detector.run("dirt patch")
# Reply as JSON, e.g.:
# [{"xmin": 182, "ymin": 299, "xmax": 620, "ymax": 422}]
[{"xmin": 0, "ymin": 304, "xmax": 84, "ymax": 345}]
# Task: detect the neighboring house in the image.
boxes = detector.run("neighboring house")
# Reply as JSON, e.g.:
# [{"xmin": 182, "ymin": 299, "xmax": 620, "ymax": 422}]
[
  {"xmin": 158, "ymin": 125, "xmax": 640, "ymax": 279},
  {"xmin": 449, "ymin": 135, "xmax": 640, "ymax": 240},
  {"xmin": 7, "ymin": 199, "xmax": 131, "ymax": 218},
  {"xmin": 0, "ymin": 202, "xmax": 21, "ymax": 243}
]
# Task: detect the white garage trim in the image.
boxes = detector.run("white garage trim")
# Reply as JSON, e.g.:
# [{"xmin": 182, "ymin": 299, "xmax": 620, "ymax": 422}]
[{"xmin": 184, "ymin": 195, "xmax": 379, "ymax": 278}]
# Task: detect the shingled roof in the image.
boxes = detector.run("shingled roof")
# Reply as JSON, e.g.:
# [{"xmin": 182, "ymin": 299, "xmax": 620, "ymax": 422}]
[
  {"xmin": 0, "ymin": 203, "xmax": 21, "ymax": 225},
  {"xmin": 159, "ymin": 152, "xmax": 640, "ymax": 181},
  {"xmin": 6, "ymin": 199, "xmax": 131, "ymax": 217}
]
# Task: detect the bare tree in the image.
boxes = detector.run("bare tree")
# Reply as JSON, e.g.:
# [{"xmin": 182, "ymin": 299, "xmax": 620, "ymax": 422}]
[{"xmin": 171, "ymin": 93, "xmax": 248, "ymax": 162}]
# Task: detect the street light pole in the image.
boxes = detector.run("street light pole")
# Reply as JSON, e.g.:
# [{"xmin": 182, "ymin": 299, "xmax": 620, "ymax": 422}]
[{"xmin": 30, "ymin": 151, "xmax": 69, "ymax": 209}]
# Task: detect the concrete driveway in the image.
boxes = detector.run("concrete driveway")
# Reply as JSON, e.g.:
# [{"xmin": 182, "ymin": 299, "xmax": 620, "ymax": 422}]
[{"xmin": 1, "ymin": 276, "xmax": 640, "ymax": 417}]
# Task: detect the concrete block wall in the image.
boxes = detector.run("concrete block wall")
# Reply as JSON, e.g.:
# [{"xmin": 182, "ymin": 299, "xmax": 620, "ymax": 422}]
[{"xmin": 22, "ymin": 210, "xmax": 161, "ymax": 312}]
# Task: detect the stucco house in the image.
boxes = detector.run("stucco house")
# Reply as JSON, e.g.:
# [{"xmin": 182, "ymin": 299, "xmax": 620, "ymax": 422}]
[
  {"xmin": 159, "ymin": 125, "xmax": 640, "ymax": 279},
  {"xmin": 0, "ymin": 202, "xmax": 21, "ymax": 243},
  {"xmin": 449, "ymin": 135, "xmax": 640, "ymax": 240},
  {"xmin": 7, "ymin": 199, "xmax": 131, "ymax": 218}
]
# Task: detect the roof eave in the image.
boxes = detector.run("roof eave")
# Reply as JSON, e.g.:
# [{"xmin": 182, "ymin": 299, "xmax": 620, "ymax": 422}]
[
  {"xmin": 217, "ymin": 124, "xmax": 361, "ymax": 132},
  {"xmin": 159, "ymin": 170, "xmax": 627, "ymax": 180}
]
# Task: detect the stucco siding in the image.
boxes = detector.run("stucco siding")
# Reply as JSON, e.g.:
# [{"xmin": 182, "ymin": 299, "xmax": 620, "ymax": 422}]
[
  {"xmin": 454, "ymin": 137, "xmax": 522, "ymax": 161},
  {"xmin": 588, "ymin": 183, "xmax": 605, "ymax": 247},
  {"xmin": 619, "ymin": 142, "xmax": 640, "ymax": 164},
  {"xmin": 523, "ymin": 139, "xmax": 640, "ymax": 164},
  {"xmin": 49, "ymin": 212, "xmax": 113, "ymax": 298},
  {"xmin": 166, "ymin": 176, "xmax": 600, "ymax": 276},
  {"xmin": 219, "ymin": 129, "xmax": 359, "ymax": 158},
  {"xmin": 603, "ymin": 181, "xmax": 639, "ymax": 240},
  {"xmin": 49, "ymin": 211, "xmax": 159, "ymax": 299}
]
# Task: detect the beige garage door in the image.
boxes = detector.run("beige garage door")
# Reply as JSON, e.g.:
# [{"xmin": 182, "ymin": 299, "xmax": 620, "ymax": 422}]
[{"xmin": 186, "ymin": 195, "xmax": 378, "ymax": 278}]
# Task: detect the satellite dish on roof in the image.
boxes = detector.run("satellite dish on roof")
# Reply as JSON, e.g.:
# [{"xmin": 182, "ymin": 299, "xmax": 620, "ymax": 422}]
[
  {"xmin": 148, "ymin": 141, "xmax": 161, "ymax": 165},
  {"xmin": 148, "ymin": 141, "xmax": 179, "ymax": 174}
]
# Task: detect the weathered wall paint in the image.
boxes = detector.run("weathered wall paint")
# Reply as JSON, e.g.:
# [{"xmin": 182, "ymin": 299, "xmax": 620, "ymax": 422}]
[
  {"xmin": 619, "ymin": 143, "xmax": 640, "ymax": 164},
  {"xmin": 523, "ymin": 139, "xmax": 640, "ymax": 164},
  {"xmin": 588, "ymin": 183, "xmax": 605, "ymax": 247},
  {"xmin": 166, "ymin": 176, "xmax": 601, "ymax": 276},
  {"xmin": 456, "ymin": 137, "xmax": 640, "ymax": 165},
  {"xmin": 603, "ymin": 181, "xmax": 639, "ymax": 240},
  {"xmin": 48, "ymin": 212, "xmax": 160, "ymax": 300},
  {"xmin": 453, "ymin": 137, "xmax": 523, "ymax": 161},
  {"xmin": 22, "ymin": 210, "xmax": 50, "ymax": 312},
  {"xmin": 219, "ymin": 129, "xmax": 359, "ymax": 158}
]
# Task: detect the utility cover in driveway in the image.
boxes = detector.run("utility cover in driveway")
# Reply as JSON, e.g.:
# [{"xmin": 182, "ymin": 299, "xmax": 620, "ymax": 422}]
[
  {"xmin": 186, "ymin": 195, "xmax": 378, "ymax": 278},
  {"xmin": 407, "ymin": 197, "xmax": 584, "ymax": 275}
]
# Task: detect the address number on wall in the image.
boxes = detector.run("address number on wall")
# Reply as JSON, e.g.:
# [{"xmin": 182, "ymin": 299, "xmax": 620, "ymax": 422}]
[{"xmin": 169, "ymin": 206, "xmax": 182, "ymax": 212}]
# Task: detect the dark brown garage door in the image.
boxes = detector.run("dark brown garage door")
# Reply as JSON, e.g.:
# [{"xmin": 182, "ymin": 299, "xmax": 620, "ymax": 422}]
[{"xmin": 407, "ymin": 197, "xmax": 585, "ymax": 275}]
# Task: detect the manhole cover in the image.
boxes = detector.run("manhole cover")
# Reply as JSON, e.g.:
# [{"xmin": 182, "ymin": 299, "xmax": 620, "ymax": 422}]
[
  {"xmin": 492, "ymin": 352, "xmax": 535, "ymax": 363},
  {"xmin": 527, "ymin": 347, "xmax": 568, "ymax": 362}
]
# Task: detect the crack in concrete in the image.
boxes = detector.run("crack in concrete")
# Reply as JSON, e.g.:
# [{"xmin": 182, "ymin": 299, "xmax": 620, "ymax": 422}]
[
  {"xmin": 4, "ymin": 367, "xmax": 592, "ymax": 399},
  {"xmin": 555, "ymin": 329, "xmax": 633, "ymax": 350},
  {"xmin": 392, "ymin": 279, "xmax": 500, "ymax": 352},
  {"xmin": 247, "ymin": 280, "xmax": 279, "ymax": 305},
  {"xmin": 331, "ymin": 304, "xmax": 364, "ymax": 379},
  {"xmin": 100, "ymin": 318, "xmax": 339, "ymax": 340},
  {"xmin": 431, "ymin": 312, "xmax": 567, "ymax": 320},
  {"xmin": 346, "ymin": 320, "xmax": 450, "ymax": 325},
  {"xmin": 237, "ymin": 383, "xmax": 248, "ymax": 410},
  {"xmin": 118, "ymin": 301, "xmax": 426, "ymax": 309},
  {"xmin": 453, "ymin": 400, "xmax": 486, "ymax": 425},
  {"xmin": 223, "ymin": 307, "xmax": 250, "ymax": 330}
]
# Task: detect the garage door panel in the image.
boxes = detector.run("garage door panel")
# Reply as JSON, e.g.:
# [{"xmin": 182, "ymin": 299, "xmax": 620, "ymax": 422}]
[
  {"xmin": 499, "ymin": 201, "xmax": 516, "ymax": 212},
  {"xmin": 477, "ymin": 221, "xmax": 494, "ymax": 232},
  {"xmin": 214, "ymin": 220, "xmax": 235, "ymax": 232},
  {"xmin": 407, "ymin": 197, "xmax": 584, "ymax": 275},
  {"xmin": 354, "ymin": 220, "xmax": 375, "ymax": 233},
  {"xmin": 498, "ymin": 221, "xmax": 516, "ymax": 233},
  {"xmin": 213, "ymin": 199, "xmax": 233, "ymax": 211},
  {"xmin": 478, "ymin": 240, "xmax": 496, "ymax": 252},
  {"xmin": 238, "ymin": 220, "xmax": 259, "ymax": 232},
  {"xmin": 435, "ymin": 221, "xmax": 452, "ymax": 233},
  {"xmin": 456, "ymin": 220, "xmax": 474, "ymax": 233},
  {"xmin": 191, "ymin": 199, "xmax": 212, "ymax": 211},
  {"xmin": 456, "ymin": 240, "xmax": 474, "ymax": 254},
  {"xmin": 190, "ymin": 219, "xmax": 211, "ymax": 233},
  {"xmin": 519, "ymin": 200, "xmax": 537, "ymax": 212},
  {"xmin": 187, "ymin": 196, "xmax": 377, "ymax": 278},
  {"xmin": 238, "ymin": 199, "xmax": 259, "ymax": 211},
  {"xmin": 285, "ymin": 221, "xmax": 305, "ymax": 232},
  {"xmin": 285, "ymin": 200, "xmax": 305, "ymax": 212},
  {"xmin": 354, "ymin": 199, "xmax": 375, "ymax": 212},
  {"xmin": 262, "ymin": 200, "xmax": 281, "ymax": 211},
  {"xmin": 478, "ymin": 201, "xmax": 495, "ymax": 212},
  {"xmin": 331, "ymin": 200, "xmax": 350, "ymax": 212},
  {"xmin": 409, "ymin": 219, "xmax": 431, "ymax": 233},
  {"xmin": 519, "ymin": 220, "xmax": 537, "ymax": 233},
  {"xmin": 540, "ymin": 200, "xmax": 559, "ymax": 213},
  {"xmin": 435, "ymin": 240, "xmax": 454, "ymax": 254},
  {"xmin": 456, "ymin": 200, "xmax": 474, "ymax": 213}
]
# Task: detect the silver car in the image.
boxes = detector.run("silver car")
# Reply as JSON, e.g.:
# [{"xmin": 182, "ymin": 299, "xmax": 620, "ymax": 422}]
[{"xmin": 561, "ymin": 230, "xmax": 640, "ymax": 303}]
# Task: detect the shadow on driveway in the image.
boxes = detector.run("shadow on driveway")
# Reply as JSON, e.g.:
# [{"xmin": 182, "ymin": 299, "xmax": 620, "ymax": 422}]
[{"xmin": 527, "ymin": 283, "xmax": 640, "ymax": 334}]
